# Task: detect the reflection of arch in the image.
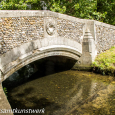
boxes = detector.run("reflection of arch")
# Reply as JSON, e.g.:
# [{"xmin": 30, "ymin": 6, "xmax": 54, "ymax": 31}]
[{"xmin": 1, "ymin": 45, "xmax": 81, "ymax": 81}]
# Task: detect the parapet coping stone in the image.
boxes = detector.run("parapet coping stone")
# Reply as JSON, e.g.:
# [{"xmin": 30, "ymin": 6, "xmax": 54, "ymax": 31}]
[
  {"xmin": 94, "ymin": 21, "xmax": 115, "ymax": 29},
  {"xmin": 0, "ymin": 10, "xmax": 91, "ymax": 23},
  {"xmin": 0, "ymin": 10, "xmax": 115, "ymax": 29}
]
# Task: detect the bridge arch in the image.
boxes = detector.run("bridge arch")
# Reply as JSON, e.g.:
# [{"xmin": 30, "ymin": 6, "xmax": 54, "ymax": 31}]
[
  {"xmin": 0, "ymin": 10, "xmax": 85, "ymax": 82},
  {"xmin": 0, "ymin": 38, "xmax": 82, "ymax": 82}
]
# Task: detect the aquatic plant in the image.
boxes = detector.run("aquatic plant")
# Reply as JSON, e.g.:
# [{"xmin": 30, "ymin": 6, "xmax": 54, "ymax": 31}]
[{"xmin": 3, "ymin": 87, "xmax": 8, "ymax": 97}]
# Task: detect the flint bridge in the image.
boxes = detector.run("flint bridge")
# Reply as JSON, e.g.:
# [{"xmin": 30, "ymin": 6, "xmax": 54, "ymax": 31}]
[
  {"xmin": 0, "ymin": 10, "xmax": 115, "ymax": 112},
  {"xmin": 0, "ymin": 10, "xmax": 115, "ymax": 82}
]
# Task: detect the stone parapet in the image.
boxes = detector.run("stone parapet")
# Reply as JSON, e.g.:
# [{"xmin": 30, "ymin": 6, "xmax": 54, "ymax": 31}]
[{"xmin": 0, "ymin": 10, "xmax": 85, "ymax": 56}]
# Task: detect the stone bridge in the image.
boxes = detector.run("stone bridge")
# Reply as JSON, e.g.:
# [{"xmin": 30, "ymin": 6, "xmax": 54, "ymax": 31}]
[
  {"xmin": 0, "ymin": 10, "xmax": 115, "ymax": 82},
  {"xmin": 0, "ymin": 10, "xmax": 115, "ymax": 113}
]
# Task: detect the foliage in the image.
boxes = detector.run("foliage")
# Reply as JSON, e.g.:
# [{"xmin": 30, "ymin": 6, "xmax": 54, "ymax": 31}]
[
  {"xmin": 0, "ymin": 0, "xmax": 115, "ymax": 25},
  {"xmin": 97, "ymin": 0, "xmax": 115, "ymax": 25},
  {"xmin": 92, "ymin": 46, "xmax": 115, "ymax": 76},
  {"xmin": 0, "ymin": 0, "xmax": 27, "ymax": 10}
]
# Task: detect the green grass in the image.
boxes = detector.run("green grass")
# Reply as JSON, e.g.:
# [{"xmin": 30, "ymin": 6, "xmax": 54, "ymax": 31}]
[{"xmin": 92, "ymin": 46, "xmax": 115, "ymax": 76}]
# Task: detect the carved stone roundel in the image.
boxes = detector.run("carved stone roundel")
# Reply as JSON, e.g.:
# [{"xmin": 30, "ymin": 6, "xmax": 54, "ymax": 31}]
[{"xmin": 46, "ymin": 22, "xmax": 55, "ymax": 36}]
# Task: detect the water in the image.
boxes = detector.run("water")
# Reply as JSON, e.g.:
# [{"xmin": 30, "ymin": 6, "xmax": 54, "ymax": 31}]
[{"xmin": 3, "ymin": 70, "xmax": 115, "ymax": 115}]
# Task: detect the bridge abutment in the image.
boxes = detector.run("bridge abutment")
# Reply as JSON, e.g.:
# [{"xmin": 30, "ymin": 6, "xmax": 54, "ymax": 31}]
[
  {"xmin": 81, "ymin": 21, "xmax": 97, "ymax": 66},
  {"xmin": 72, "ymin": 21, "xmax": 97, "ymax": 70}
]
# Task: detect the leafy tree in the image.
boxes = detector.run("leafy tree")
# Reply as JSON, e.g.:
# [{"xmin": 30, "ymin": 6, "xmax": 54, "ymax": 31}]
[
  {"xmin": 0, "ymin": 0, "xmax": 115, "ymax": 25},
  {"xmin": 97, "ymin": 0, "xmax": 115, "ymax": 25},
  {"xmin": 0, "ymin": 0, "xmax": 27, "ymax": 10}
]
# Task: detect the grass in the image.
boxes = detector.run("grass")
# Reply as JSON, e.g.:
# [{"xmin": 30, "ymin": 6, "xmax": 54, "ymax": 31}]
[{"xmin": 92, "ymin": 46, "xmax": 115, "ymax": 76}]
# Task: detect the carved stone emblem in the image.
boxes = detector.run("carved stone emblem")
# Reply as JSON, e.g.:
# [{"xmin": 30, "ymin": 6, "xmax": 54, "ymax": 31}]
[{"xmin": 46, "ymin": 22, "xmax": 55, "ymax": 35}]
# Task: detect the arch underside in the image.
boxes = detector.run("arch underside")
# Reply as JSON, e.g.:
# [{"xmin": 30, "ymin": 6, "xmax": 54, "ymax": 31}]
[{"xmin": 1, "ymin": 45, "xmax": 82, "ymax": 82}]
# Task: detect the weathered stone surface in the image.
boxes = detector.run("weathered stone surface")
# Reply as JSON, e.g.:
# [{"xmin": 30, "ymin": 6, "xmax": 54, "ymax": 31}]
[
  {"xmin": 57, "ymin": 19, "xmax": 84, "ymax": 44},
  {"xmin": 1, "ymin": 43, "xmax": 81, "ymax": 81},
  {"xmin": 0, "ymin": 16, "xmax": 44, "ymax": 55},
  {"xmin": 95, "ymin": 21, "xmax": 115, "ymax": 54},
  {"xmin": 0, "ymin": 11, "xmax": 86, "ymax": 56}
]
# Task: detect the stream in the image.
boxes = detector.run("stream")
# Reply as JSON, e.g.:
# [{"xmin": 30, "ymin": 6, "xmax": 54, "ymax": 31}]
[{"xmin": 2, "ymin": 56, "xmax": 115, "ymax": 115}]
